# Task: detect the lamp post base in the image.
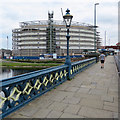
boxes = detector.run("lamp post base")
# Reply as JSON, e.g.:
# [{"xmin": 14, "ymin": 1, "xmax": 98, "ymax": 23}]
[
  {"xmin": 65, "ymin": 55, "xmax": 71, "ymax": 80},
  {"xmin": 65, "ymin": 55, "xmax": 71, "ymax": 65}
]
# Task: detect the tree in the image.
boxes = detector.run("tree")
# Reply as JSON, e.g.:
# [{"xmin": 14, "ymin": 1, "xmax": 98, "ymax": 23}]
[{"xmin": 83, "ymin": 49, "xmax": 88, "ymax": 53}]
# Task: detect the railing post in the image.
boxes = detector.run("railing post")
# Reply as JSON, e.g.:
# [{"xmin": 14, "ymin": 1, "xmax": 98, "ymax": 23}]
[{"xmin": 67, "ymin": 63, "xmax": 72, "ymax": 80}]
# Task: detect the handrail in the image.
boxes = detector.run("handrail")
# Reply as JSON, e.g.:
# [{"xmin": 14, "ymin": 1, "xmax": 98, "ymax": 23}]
[{"xmin": 71, "ymin": 57, "xmax": 96, "ymax": 66}]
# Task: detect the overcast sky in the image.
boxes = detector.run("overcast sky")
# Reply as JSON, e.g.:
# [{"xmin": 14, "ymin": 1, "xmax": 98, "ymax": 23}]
[{"xmin": 0, "ymin": 0, "xmax": 119, "ymax": 49}]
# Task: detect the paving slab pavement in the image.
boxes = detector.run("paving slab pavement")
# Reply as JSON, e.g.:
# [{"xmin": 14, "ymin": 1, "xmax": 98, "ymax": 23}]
[{"xmin": 6, "ymin": 56, "xmax": 119, "ymax": 118}]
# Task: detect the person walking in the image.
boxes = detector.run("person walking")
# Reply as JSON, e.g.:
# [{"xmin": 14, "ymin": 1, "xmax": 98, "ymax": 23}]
[{"xmin": 99, "ymin": 52, "xmax": 105, "ymax": 68}]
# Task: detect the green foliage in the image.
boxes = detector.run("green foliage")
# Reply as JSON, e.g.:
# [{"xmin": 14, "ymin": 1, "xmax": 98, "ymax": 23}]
[
  {"xmin": 83, "ymin": 49, "xmax": 88, "ymax": 52},
  {"xmin": 1, "ymin": 62, "xmax": 62, "ymax": 67},
  {"xmin": 7, "ymin": 59, "xmax": 64, "ymax": 63}
]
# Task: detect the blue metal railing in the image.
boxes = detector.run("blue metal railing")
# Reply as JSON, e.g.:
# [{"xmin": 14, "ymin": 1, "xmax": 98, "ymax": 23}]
[
  {"xmin": 70, "ymin": 57, "xmax": 96, "ymax": 78},
  {"xmin": 114, "ymin": 55, "xmax": 120, "ymax": 73},
  {"xmin": 0, "ymin": 57, "xmax": 96, "ymax": 118}
]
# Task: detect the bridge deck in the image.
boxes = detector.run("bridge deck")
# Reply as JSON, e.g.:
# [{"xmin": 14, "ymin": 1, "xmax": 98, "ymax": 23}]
[{"xmin": 6, "ymin": 56, "xmax": 119, "ymax": 118}]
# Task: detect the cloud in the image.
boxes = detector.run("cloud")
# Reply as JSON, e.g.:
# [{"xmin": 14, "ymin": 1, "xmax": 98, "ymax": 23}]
[{"xmin": 0, "ymin": 0, "xmax": 119, "ymax": 49}]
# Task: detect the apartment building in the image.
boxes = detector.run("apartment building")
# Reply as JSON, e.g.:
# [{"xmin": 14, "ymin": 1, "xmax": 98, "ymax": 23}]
[{"xmin": 12, "ymin": 12, "xmax": 101, "ymax": 56}]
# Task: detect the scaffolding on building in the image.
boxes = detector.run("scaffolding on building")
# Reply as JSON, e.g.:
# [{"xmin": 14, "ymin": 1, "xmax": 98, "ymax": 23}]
[{"xmin": 19, "ymin": 20, "xmax": 94, "ymax": 29}]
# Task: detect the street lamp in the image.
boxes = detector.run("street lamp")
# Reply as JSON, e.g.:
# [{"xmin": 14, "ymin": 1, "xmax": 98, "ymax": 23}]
[
  {"xmin": 94, "ymin": 3, "xmax": 99, "ymax": 52},
  {"xmin": 63, "ymin": 9, "xmax": 73, "ymax": 79},
  {"xmin": 63, "ymin": 9, "xmax": 73, "ymax": 65}
]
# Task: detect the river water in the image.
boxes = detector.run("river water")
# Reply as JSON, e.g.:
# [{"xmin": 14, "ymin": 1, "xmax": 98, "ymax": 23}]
[{"xmin": 0, "ymin": 67, "xmax": 41, "ymax": 80}]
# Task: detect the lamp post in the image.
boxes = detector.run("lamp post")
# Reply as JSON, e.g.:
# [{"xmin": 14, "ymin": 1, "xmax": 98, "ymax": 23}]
[
  {"xmin": 63, "ymin": 9, "xmax": 73, "ymax": 79},
  {"xmin": 94, "ymin": 3, "xmax": 99, "ymax": 52},
  {"xmin": 63, "ymin": 9, "xmax": 73, "ymax": 64}
]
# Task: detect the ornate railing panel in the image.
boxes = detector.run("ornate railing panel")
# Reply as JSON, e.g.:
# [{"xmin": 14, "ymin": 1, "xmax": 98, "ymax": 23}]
[
  {"xmin": 70, "ymin": 57, "xmax": 96, "ymax": 78},
  {"xmin": 0, "ymin": 65, "xmax": 68, "ymax": 118},
  {"xmin": 0, "ymin": 57, "xmax": 96, "ymax": 118}
]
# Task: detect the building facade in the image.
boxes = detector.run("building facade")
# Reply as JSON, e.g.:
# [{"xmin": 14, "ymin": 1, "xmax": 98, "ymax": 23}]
[
  {"xmin": 12, "ymin": 13, "xmax": 101, "ymax": 56},
  {"xmin": 0, "ymin": 49, "xmax": 12, "ymax": 59}
]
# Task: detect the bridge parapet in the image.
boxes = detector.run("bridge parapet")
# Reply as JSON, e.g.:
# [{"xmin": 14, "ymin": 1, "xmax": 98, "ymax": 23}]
[
  {"xmin": 114, "ymin": 55, "xmax": 120, "ymax": 74},
  {"xmin": 0, "ymin": 57, "xmax": 96, "ymax": 118},
  {"xmin": 71, "ymin": 57, "xmax": 96, "ymax": 78}
]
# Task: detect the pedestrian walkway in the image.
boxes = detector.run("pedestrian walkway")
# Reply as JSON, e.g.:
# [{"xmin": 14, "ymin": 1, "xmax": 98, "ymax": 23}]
[{"xmin": 6, "ymin": 56, "xmax": 119, "ymax": 118}]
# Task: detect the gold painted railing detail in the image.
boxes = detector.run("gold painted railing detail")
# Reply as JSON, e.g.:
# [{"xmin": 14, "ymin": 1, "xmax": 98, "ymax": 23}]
[{"xmin": 0, "ymin": 68, "xmax": 68, "ymax": 110}]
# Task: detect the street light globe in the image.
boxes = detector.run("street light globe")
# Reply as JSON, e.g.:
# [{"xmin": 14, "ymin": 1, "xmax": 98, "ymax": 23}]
[
  {"xmin": 63, "ymin": 9, "xmax": 73, "ymax": 28},
  {"xmin": 95, "ymin": 3, "xmax": 99, "ymax": 5}
]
